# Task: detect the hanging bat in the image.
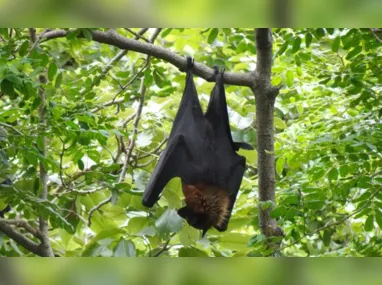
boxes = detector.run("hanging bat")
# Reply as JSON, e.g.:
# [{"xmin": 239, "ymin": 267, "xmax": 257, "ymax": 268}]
[{"xmin": 142, "ymin": 57, "xmax": 253, "ymax": 236}]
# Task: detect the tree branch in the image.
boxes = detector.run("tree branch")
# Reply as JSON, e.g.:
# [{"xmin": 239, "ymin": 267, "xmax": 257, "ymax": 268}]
[
  {"xmin": 32, "ymin": 30, "xmax": 54, "ymax": 257},
  {"xmin": 252, "ymin": 29, "xmax": 284, "ymax": 251},
  {"xmin": 42, "ymin": 29, "xmax": 255, "ymax": 87},
  {"xmin": 370, "ymin": 28, "xmax": 382, "ymax": 43},
  {"xmin": 0, "ymin": 218, "xmax": 41, "ymax": 239},
  {"xmin": 86, "ymin": 30, "xmax": 161, "ymax": 226},
  {"xmin": 0, "ymin": 221, "xmax": 42, "ymax": 256}
]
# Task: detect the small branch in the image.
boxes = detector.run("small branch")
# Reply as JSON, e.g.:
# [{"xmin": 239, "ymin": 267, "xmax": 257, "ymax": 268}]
[
  {"xmin": 27, "ymin": 28, "xmax": 50, "ymax": 56},
  {"xmin": 91, "ymin": 98, "xmax": 124, "ymax": 113},
  {"xmin": 87, "ymin": 31, "xmax": 161, "ymax": 226},
  {"xmin": 91, "ymin": 28, "xmax": 150, "ymax": 88},
  {"xmin": 119, "ymin": 74, "xmax": 146, "ymax": 183},
  {"xmin": 58, "ymin": 138, "xmax": 67, "ymax": 189},
  {"xmin": 138, "ymin": 138, "xmax": 167, "ymax": 160},
  {"xmin": 370, "ymin": 28, "xmax": 382, "ymax": 43},
  {"xmin": 122, "ymin": 113, "xmax": 137, "ymax": 128},
  {"xmin": 280, "ymin": 188, "xmax": 382, "ymax": 253},
  {"xmin": 87, "ymin": 196, "xmax": 112, "ymax": 226},
  {"xmin": 124, "ymin": 28, "xmax": 150, "ymax": 42},
  {"xmin": 314, "ymin": 188, "xmax": 381, "ymax": 233},
  {"xmin": 118, "ymin": 29, "xmax": 159, "ymax": 183},
  {"xmin": 153, "ymin": 233, "xmax": 176, "ymax": 257},
  {"xmin": 0, "ymin": 220, "xmax": 42, "ymax": 256},
  {"xmin": 0, "ymin": 122, "xmax": 24, "ymax": 136},
  {"xmin": 135, "ymin": 158, "xmax": 155, "ymax": 168}
]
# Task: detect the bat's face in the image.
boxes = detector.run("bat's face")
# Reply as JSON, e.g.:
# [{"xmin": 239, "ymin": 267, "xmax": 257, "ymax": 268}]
[{"xmin": 177, "ymin": 206, "xmax": 212, "ymax": 234}]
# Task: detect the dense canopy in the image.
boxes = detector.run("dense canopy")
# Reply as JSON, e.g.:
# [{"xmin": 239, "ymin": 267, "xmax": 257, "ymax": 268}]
[{"xmin": 0, "ymin": 28, "xmax": 381, "ymax": 257}]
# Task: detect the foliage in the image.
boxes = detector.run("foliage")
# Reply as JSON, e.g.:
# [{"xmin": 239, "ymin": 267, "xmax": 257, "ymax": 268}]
[{"xmin": 0, "ymin": 28, "xmax": 381, "ymax": 257}]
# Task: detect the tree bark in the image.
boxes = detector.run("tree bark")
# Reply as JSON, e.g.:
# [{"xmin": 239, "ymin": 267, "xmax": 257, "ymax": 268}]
[{"xmin": 252, "ymin": 29, "xmax": 284, "ymax": 253}]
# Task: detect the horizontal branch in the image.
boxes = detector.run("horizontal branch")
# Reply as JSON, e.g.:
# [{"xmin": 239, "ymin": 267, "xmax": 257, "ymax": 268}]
[{"xmin": 42, "ymin": 29, "xmax": 255, "ymax": 87}]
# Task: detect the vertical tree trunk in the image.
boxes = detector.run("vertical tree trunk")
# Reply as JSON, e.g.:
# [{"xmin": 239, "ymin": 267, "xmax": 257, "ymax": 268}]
[{"xmin": 252, "ymin": 29, "xmax": 284, "ymax": 252}]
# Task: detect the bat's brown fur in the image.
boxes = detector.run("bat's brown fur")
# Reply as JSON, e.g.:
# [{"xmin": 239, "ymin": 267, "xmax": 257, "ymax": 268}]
[{"xmin": 182, "ymin": 183, "xmax": 230, "ymax": 229}]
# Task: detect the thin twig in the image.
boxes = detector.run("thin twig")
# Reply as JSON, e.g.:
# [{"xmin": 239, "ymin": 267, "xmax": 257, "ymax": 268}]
[
  {"xmin": 119, "ymin": 76, "xmax": 146, "ymax": 182},
  {"xmin": 279, "ymin": 188, "xmax": 382, "ymax": 252},
  {"xmin": 87, "ymin": 196, "xmax": 112, "ymax": 226},
  {"xmin": 137, "ymin": 138, "xmax": 168, "ymax": 160},
  {"xmin": 124, "ymin": 28, "xmax": 150, "ymax": 42},
  {"xmin": 58, "ymin": 138, "xmax": 67, "ymax": 189},
  {"xmin": 370, "ymin": 28, "xmax": 382, "ymax": 43},
  {"xmin": 0, "ymin": 122, "xmax": 24, "ymax": 136},
  {"xmin": 153, "ymin": 233, "xmax": 176, "ymax": 257},
  {"xmin": 135, "ymin": 158, "xmax": 156, "ymax": 168},
  {"xmin": 27, "ymin": 28, "xmax": 50, "ymax": 56},
  {"xmin": 87, "ymin": 30, "xmax": 162, "ymax": 226}
]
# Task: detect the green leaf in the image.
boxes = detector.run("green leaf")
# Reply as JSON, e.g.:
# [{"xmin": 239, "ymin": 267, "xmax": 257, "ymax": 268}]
[
  {"xmin": 339, "ymin": 165, "xmax": 348, "ymax": 177},
  {"xmin": 77, "ymin": 159, "xmax": 84, "ymax": 170},
  {"xmin": 178, "ymin": 247, "xmax": 208, "ymax": 257},
  {"xmin": 346, "ymin": 46, "xmax": 362, "ymax": 60},
  {"xmin": 305, "ymin": 33, "xmax": 313, "ymax": 48},
  {"xmin": 375, "ymin": 211, "xmax": 382, "ymax": 229},
  {"xmin": 82, "ymin": 29, "xmax": 93, "ymax": 41},
  {"xmin": 19, "ymin": 41, "xmax": 29, "ymax": 56},
  {"xmin": 364, "ymin": 214, "xmax": 374, "ymax": 232},
  {"xmin": 207, "ymin": 28, "xmax": 219, "ymax": 44},
  {"xmin": 322, "ymin": 230, "xmax": 332, "ymax": 247},
  {"xmin": 276, "ymin": 157, "xmax": 285, "ymax": 175},
  {"xmin": 33, "ymin": 177, "xmax": 40, "ymax": 195},
  {"xmin": 161, "ymin": 28, "xmax": 172, "ymax": 38},
  {"xmin": 1, "ymin": 79, "xmax": 15, "ymax": 97},
  {"xmin": 274, "ymin": 117, "xmax": 287, "ymax": 130},
  {"xmin": 271, "ymin": 206, "xmax": 287, "ymax": 218},
  {"xmin": 114, "ymin": 239, "xmax": 136, "ymax": 257},
  {"xmin": 155, "ymin": 209, "xmax": 183, "ymax": 234},
  {"xmin": 47, "ymin": 62, "xmax": 58, "ymax": 81},
  {"xmin": 315, "ymin": 28, "xmax": 325, "ymax": 39},
  {"xmin": 332, "ymin": 37, "xmax": 341, "ymax": 52},
  {"xmin": 55, "ymin": 72, "xmax": 63, "ymax": 88},
  {"xmin": 66, "ymin": 29, "xmax": 81, "ymax": 40},
  {"xmin": 0, "ymin": 28, "xmax": 9, "ymax": 39},
  {"xmin": 328, "ymin": 168, "xmax": 339, "ymax": 182},
  {"xmin": 292, "ymin": 37, "xmax": 302, "ymax": 54},
  {"xmin": 111, "ymin": 188, "xmax": 119, "ymax": 205},
  {"xmin": 286, "ymin": 70, "xmax": 293, "ymax": 87},
  {"xmin": 153, "ymin": 70, "xmax": 165, "ymax": 88},
  {"xmin": 276, "ymin": 41, "xmax": 289, "ymax": 57},
  {"xmin": 179, "ymin": 224, "xmax": 199, "ymax": 247}
]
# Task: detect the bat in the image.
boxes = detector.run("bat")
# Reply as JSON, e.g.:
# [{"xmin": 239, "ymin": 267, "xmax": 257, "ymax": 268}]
[{"xmin": 142, "ymin": 57, "xmax": 253, "ymax": 236}]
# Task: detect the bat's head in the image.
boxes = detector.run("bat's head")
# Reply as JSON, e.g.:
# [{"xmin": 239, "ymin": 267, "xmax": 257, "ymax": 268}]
[{"xmin": 177, "ymin": 206, "xmax": 212, "ymax": 236}]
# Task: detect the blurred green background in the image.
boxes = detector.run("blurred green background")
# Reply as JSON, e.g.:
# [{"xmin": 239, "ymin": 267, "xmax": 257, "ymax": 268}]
[
  {"xmin": 0, "ymin": 0, "xmax": 380, "ymax": 26},
  {"xmin": 1, "ymin": 258, "xmax": 382, "ymax": 285}
]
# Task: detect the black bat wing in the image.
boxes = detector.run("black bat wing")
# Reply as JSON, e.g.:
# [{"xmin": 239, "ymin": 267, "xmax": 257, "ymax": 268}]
[
  {"xmin": 205, "ymin": 67, "xmax": 254, "ymax": 152},
  {"xmin": 205, "ymin": 68, "xmax": 248, "ymax": 231},
  {"xmin": 142, "ymin": 58, "xmax": 213, "ymax": 207}
]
